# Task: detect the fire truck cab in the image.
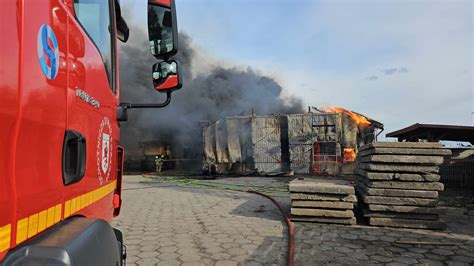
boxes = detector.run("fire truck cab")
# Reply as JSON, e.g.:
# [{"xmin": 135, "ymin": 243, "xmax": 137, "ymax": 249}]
[{"xmin": 0, "ymin": 0, "xmax": 181, "ymax": 264}]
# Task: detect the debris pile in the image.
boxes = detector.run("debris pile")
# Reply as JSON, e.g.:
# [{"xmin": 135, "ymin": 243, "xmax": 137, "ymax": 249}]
[
  {"xmin": 356, "ymin": 142, "xmax": 452, "ymax": 229},
  {"xmin": 289, "ymin": 178, "xmax": 357, "ymax": 225}
]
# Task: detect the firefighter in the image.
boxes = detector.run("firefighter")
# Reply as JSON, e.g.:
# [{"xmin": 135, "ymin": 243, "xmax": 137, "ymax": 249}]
[{"xmin": 155, "ymin": 155, "xmax": 165, "ymax": 173}]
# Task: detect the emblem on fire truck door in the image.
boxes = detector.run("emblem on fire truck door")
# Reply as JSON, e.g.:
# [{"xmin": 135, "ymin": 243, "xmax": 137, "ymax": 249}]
[
  {"xmin": 37, "ymin": 24, "xmax": 60, "ymax": 80},
  {"xmin": 97, "ymin": 117, "xmax": 112, "ymax": 185}
]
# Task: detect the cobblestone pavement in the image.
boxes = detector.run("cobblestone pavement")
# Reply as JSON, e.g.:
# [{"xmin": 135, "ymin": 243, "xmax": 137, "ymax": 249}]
[{"xmin": 113, "ymin": 175, "xmax": 474, "ymax": 265}]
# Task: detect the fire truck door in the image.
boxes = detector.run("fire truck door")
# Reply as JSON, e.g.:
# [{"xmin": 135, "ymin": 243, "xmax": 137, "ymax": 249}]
[{"xmin": 65, "ymin": 0, "xmax": 118, "ymax": 221}]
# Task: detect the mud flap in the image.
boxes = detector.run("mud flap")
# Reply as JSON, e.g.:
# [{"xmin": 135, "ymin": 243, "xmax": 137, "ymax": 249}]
[{"xmin": 114, "ymin": 228, "xmax": 127, "ymax": 265}]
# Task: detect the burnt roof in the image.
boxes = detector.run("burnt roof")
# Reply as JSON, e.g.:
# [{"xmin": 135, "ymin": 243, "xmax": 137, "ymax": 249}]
[{"xmin": 386, "ymin": 123, "xmax": 474, "ymax": 144}]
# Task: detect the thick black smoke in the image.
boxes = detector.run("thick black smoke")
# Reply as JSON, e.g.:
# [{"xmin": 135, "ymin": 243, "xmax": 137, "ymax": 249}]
[{"xmin": 119, "ymin": 28, "xmax": 304, "ymax": 157}]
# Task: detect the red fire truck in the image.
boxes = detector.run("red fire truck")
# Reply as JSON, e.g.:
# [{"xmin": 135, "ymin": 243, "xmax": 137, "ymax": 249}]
[{"xmin": 0, "ymin": 0, "xmax": 182, "ymax": 264}]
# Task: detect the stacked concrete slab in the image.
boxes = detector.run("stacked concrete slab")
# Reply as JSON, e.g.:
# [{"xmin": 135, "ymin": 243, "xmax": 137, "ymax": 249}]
[
  {"xmin": 289, "ymin": 178, "xmax": 357, "ymax": 225},
  {"xmin": 356, "ymin": 142, "xmax": 451, "ymax": 229}
]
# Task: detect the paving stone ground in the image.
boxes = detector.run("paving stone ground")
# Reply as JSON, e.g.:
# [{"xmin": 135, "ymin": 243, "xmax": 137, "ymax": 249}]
[{"xmin": 113, "ymin": 175, "xmax": 474, "ymax": 265}]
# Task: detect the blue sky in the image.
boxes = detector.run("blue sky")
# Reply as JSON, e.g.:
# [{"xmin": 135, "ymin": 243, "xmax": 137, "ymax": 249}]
[
  {"xmin": 176, "ymin": 0, "xmax": 406, "ymax": 72},
  {"xmin": 122, "ymin": 0, "xmax": 473, "ymax": 138}
]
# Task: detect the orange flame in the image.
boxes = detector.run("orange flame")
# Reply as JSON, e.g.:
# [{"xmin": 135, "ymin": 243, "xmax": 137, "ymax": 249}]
[
  {"xmin": 343, "ymin": 148, "xmax": 356, "ymax": 162},
  {"xmin": 323, "ymin": 106, "xmax": 371, "ymax": 127}
]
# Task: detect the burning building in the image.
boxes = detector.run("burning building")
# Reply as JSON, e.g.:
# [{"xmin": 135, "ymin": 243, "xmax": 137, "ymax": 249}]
[{"xmin": 202, "ymin": 107, "xmax": 383, "ymax": 175}]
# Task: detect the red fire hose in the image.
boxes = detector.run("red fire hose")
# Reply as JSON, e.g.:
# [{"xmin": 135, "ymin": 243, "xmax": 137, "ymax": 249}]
[{"xmin": 247, "ymin": 189, "xmax": 294, "ymax": 266}]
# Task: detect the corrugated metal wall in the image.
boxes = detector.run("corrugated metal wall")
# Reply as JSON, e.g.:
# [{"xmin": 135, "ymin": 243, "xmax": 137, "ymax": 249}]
[
  {"xmin": 237, "ymin": 117, "xmax": 253, "ymax": 170},
  {"xmin": 203, "ymin": 124, "xmax": 216, "ymax": 163},
  {"xmin": 203, "ymin": 116, "xmax": 255, "ymax": 173},
  {"xmin": 215, "ymin": 120, "xmax": 229, "ymax": 163},
  {"xmin": 251, "ymin": 115, "xmax": 282, "ymax": 173},
  {"xmin": 225, "ymin": 118, "xmax": 241, "ymax": 163},
  {"xmin": 288, "ymin": 114, "xmax": 314, "ymax": 173}
]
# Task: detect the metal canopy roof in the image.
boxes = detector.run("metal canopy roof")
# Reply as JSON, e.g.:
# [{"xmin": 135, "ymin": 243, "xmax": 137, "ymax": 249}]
[{"xmin": 386, "ymin": 123, "xmax": 474, "ymax": 144}]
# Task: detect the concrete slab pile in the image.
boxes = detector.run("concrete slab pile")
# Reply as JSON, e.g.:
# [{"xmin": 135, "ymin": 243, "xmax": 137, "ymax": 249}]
[
  {"xmin": 289, "ymin": 178, "xmax": 357, "ymax": 225},
  {"xmin": 356, "ymin": 142, "xmax": 452, "ymax": 229}
]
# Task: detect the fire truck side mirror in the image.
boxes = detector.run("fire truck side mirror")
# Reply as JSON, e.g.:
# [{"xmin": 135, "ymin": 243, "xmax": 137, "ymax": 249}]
[
  {"xmin": 152, "ymin": 60, "xmax": 182, "ymax": 92},
  {"xmin": 148, "ymin": 0, "xmax": 178, "ymax": 59}
]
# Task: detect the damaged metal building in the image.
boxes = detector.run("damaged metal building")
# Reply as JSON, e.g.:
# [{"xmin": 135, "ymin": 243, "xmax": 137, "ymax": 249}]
[{"xmin": 202, "ymin": 109, "xmax": 383, "ymax": 175}]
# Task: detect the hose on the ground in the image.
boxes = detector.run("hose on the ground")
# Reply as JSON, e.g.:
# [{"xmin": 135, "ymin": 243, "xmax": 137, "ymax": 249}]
[
  {"xmin": 141, "ymin": 174, "xmax": 288, "ymax": 197},
  {"xmin": 140, "ymin": 174, "xmax": 294, "ymax": 263},
  {"xmin": 247, "ymin": 189, "xmax": 294, "ymax": 266}
]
